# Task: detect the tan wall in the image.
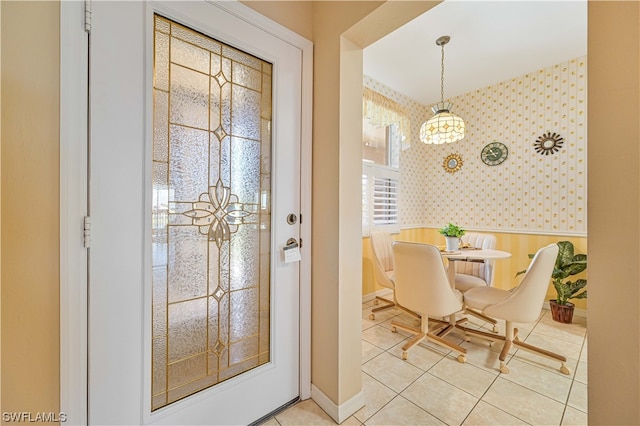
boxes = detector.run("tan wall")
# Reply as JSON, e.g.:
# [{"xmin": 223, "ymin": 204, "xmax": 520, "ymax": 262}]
[
  {"xmin": 309, "ymin": 0, "xmax": 382, "ymax": 409},
  {"xmin": 363, "ymin": 229, "xmax": 588, "ymax": 310},
  {"xmin": 309, "ymin": 0, "xmax": 438, "ymax": 410},
  {"xmin": 587, "ymin": 2, "xmax": 640, "ymax": 424},
  {"xmin": 241, "ymin": 1, "xmax": 313, "ymax": 41},
  {"xmin": 1, "ymin": 1, "xmax": 60, "ymax": 423}
]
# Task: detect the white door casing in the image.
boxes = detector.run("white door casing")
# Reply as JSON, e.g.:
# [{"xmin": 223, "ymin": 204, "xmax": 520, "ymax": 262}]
[{"xmin": 60, "ymin": 1, "xmax": 312, "ymax": 424}]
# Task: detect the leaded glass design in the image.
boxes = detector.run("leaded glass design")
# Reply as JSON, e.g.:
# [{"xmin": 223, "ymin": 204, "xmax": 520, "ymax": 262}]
[{"xmin": 152, "ymin": 14, "xmax": 272, "ymax": 411}]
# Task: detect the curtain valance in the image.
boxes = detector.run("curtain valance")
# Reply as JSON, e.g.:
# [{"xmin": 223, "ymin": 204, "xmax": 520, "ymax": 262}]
[{"xmin": 363, "ymin": 87, "xmax": 410, "ymax": 147}]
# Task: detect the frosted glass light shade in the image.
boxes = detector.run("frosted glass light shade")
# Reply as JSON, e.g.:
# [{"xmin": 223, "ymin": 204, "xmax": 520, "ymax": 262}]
[{"xmin": 419, "ymin": 101, "xmax": 465, "ymax": 144}]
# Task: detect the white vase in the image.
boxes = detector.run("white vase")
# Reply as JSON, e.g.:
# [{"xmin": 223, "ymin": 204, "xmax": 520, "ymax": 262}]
[{"xmin": 445, "ymin": 236, "xmax": 460, "ymax": 251}]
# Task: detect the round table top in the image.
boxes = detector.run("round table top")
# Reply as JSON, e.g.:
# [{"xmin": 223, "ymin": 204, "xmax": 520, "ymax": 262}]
[{"xmin": 440, "ymin": 248, "xmax": 512, "ymax": 260}]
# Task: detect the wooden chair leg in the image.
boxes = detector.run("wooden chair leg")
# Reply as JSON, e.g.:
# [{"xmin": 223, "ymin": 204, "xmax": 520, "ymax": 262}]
[
  {"xmin": 392, "ymin": 319, "xmax": 466, "ymax": 363},
  {"xmin": 512, "ymin": 334, "xmax": 571, "ymax": 375},
  {"xmin": 426, "ymin": 332, "xmax": 467, "ymax": 363},
  {"xmin": 370, "ymin": 295, "xmax": 422, "ymax": 322},
  {"xmin": 462, "ymin": 323, "xmax": 570, "ymax": 375},
  {"xmin": 371, "ymin": 296, "xmax": 394, "ymax": 312},
  {"xmin": 401, "ymin": 332, "xmax": 426, "ymax": 359},
  {"xmin": 464, "ymin": 308, "xmax": 498, "ymax": 332},
  {"xmin": 369, "ymin": 296, "xmax": 395, "ymax": 319}
]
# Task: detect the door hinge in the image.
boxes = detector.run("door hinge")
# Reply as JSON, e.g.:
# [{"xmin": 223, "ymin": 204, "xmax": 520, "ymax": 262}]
[
  {"xmin": 84, "ymin": 0, "xmax": 92, "ymax": 33},
  {"xmin": 83, "ymin": 216, "xmax": 92, "ymax": 248}
]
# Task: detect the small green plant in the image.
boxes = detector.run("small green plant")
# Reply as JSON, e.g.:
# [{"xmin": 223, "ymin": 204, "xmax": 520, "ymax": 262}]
[
  {"xmin": 439, "ymin": 223, "xmax": 465, "ymax": 238},
  {"xmin": 517, "ymin": 240, "xmax": 587, "ymax": 306}
]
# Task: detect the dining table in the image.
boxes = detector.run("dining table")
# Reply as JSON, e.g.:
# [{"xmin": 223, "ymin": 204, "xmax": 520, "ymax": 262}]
[{"xmin": 440, "ymin": 247, "xmax": 512, "ymax": 289}]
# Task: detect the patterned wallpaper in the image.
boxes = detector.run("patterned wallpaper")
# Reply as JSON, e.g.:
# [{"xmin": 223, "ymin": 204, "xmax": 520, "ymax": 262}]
[{"xmin": 364, "ymin": 55, "xmax": 587, "ymax": 236}]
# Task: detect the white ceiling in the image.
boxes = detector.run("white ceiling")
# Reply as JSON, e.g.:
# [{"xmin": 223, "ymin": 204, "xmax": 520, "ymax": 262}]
[{"xmin": 363, "ymin": 0, "xmax": 587, "ymax": 107}]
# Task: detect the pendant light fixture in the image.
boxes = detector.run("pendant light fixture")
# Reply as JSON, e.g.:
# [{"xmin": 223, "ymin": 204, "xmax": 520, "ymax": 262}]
[{"xmin": 420, "ymin": 35, "xmax": 465, "ymax": 144}]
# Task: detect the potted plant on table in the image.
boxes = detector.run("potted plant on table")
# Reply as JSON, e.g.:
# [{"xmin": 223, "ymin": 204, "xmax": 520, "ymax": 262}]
[
  {"xmin": 439, "ymin": 223, "xmax": 465, "ymax": 251},
  {"xmin": 517, "ymin": 240, "xmax": 587, "ymax": 324}
]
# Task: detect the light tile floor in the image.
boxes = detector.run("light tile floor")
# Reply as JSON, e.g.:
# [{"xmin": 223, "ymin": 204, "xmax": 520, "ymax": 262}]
[{"xmin": 262, "ymin": 301, "xmax": 587, "ymax": 426}]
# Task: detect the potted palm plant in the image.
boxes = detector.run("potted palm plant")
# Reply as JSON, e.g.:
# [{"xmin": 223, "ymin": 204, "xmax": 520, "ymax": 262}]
[
  {"xmin": 517, "ymin": 240, "xmax": 587, "ymax": 323},
  {"xmin": 439, "ymin": 223, "xmax": 465, "ymax": 251}
]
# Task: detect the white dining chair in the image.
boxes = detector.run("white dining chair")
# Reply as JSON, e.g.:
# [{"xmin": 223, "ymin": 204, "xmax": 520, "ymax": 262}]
[
  {"xmin": 455, "ymin": 232, "xmax": 497, "ymax": 291},
  {"xmin": 368, "ymin": 231, "xmax": 396, "ymax": 319},
  {"xmin": 369, "ymin": 231, "xmax": 421, "ymax": 321},
  {"xmin": 461, "ymin": 243, "xmax": 570, "ymax": 375},
  {"xmin": 390, "ymin": 241, "xmax": 467, "ymax": 363},
  {"xmin": 454, "ymin": 232, "xmax": 500, "ymax": 331}
]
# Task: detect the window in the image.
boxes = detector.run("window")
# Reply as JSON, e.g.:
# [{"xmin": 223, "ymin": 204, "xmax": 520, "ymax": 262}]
[
  {"xmin": 361, "ymin": 87, "xmax": 409, "ymax": 236},
  {"xmin": 362, "ymin": 122, "xmax": 401, "ymax": 235}
]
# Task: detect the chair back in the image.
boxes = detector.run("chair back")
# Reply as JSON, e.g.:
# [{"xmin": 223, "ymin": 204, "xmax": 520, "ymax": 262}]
[
  {"xmin": 392, "ymin": 242, "xmax": 463, "ymax": 318},
  {"xmin": 370, "ymin": 231, "xmax": 395, "ymax": 290},
  {"xmin": 484, "ymin": 243, "xmax": 559, "ymax": 323},
  {"xmin": 457, "ymin": 232, "xmax": 497, "ymax": 285}
]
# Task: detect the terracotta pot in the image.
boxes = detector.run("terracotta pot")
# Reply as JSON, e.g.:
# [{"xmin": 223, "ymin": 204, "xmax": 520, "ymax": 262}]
[{"xmin": 549, "ymin": 300, "xmax": 574, "ymax": 324}]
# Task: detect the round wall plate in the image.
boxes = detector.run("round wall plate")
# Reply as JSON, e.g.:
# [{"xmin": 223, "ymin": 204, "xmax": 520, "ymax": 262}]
[
  {"xmin": 443, "ymin": 153, "xmax": 463, "ymax": 173},
  {"xmin": 534, "ymin": 132, "xmax": 564, "ymax": 155}
]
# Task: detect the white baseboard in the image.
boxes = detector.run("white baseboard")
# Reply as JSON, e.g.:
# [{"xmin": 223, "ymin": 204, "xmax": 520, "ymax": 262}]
[{"xmin": 311, "ymin": 384, "xmax": 364, "ymax": 424}]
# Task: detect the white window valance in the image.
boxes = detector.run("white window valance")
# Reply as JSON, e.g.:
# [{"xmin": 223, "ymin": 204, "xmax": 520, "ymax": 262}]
[{"xmin": 363, "ymin": 87, "xmax": 411, "ymax": 148}]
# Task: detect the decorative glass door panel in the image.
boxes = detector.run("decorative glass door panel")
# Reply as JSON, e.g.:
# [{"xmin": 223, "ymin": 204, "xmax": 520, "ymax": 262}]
[{"xmin": 152, "ymin": 14, "xmax": 272, "ymax": 410}]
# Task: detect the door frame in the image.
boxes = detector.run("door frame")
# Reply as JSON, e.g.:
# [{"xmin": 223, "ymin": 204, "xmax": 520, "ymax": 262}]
[{"xmin": 60, "ymin": 2, "xmax": 312, "ymax": 423}]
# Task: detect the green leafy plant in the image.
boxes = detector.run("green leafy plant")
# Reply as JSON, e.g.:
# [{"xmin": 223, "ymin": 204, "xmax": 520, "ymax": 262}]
[
  {"xmin": 439, "ymin": 223, "xmax": 465, "ymax": 238},
  {"xmin": 517, "ymin": 240, "xmax": 587, "ymax": 306}
]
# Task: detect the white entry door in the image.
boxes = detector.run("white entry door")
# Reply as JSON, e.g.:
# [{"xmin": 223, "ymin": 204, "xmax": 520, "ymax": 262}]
[{"xmin": 88, "ymin": 1, "xmax": 305, "ymax": 424}]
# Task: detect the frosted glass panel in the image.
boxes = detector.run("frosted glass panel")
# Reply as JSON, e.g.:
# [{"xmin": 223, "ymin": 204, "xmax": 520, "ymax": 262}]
[
  {"xmin": 152, "ymin": 14, "xmax": 272, "ymax": 410},
  {"xmin": 233, "ymin": 62, "xmax": 261, "ymax": 91},
  {"xmin": 168, "ymin": 227, "xmax": 208, "ymax": 302},
  {"xmin": 170, "ymin": 64, "xmax": 209, "ymax": 130},
  {"xmin": 169, "ymin": 125, "xmax": 208, "ymax": 201},
  {"xmin": 231, "ymin": 86, "xmax": 261, "ymax": 140},
  {"xmin": 153, "ymin": 90, "xmax": 169, "ymax": 161},
  {"xmin": 171, "ymin": 38, "xmax": 210, "ymax": 74}
]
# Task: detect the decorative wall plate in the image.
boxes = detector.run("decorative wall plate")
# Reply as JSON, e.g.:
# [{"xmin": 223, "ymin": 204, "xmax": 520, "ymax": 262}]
[
  {"xmin": 534, "ymin": 132, "xmax": 564, "ymax": 155},
  {"xmin": 481, "ymin": 142, "xmax": 508, "ymax": 166},
  {"xmin": 443, "ymin": 153, "xmax": 463, "ymax": 173}
]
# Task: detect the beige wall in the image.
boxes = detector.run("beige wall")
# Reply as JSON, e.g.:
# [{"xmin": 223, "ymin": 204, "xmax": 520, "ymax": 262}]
[
  {"xmin": 1, "ymin": 1, "xmax": 60, "ymax": 423},
  {"xmin": 587, "ymin": 2, "xmax": 640, "ymax": 424},
  {"xmin": 309, "ymin": 0, "xmax": 382, "ymax": 408},
  {"xmin": 0, "ymin": 1, "xmax": 638, "ymax": 424},
  {"xmin": 308, "ymin": 0, "xmax": 438, "ymax": 409},
  {"xmin": 241, "ymin": 1, "xmax": 313, "ymax": 41}
]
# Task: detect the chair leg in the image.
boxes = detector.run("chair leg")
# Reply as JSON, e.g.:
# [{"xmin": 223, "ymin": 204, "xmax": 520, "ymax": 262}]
[
  {"xmin": 391, "ymin": 320, "xmax": 424, "ymax": 360},
  {"xmin": 461, "ymin": 322, "xmax": 571, "ymax": 375},
  {"xmin": 392, "ymin": 318, "xmax": 467, "ymax": 363},
  {"xmin": 464, "ymin": 308, "xmax": 498, "ymax": 332},
  {"xmin": 369, "ymin": 296, "xmax": 395, "ymax": 319},
  {"xmin": 498, "ymin": 340, "xmax": 512, "ymax": 374},
  {"xmin": 400, "ymin": 332, "xmax": 426, "ymax": 360},
  {"xmin": 426, "ymin": 331, "xmax": 467, "ymax": 363},
  {"xmin": 391, "ymin": 321, "xmax": 420, "ymax": 335},
  {"xmin": 370, "ymin": 295, "xmax": 422, "ymax": 323},
  {"xmin": 512, "ymin": 330, "xmax": 571, "ymax": 375}
]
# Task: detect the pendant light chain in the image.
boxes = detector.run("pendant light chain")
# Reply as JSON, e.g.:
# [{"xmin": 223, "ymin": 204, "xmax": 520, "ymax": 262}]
[{"xmin": 440, "ymin": 42, "xmax": 445, "ymax": 103}]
